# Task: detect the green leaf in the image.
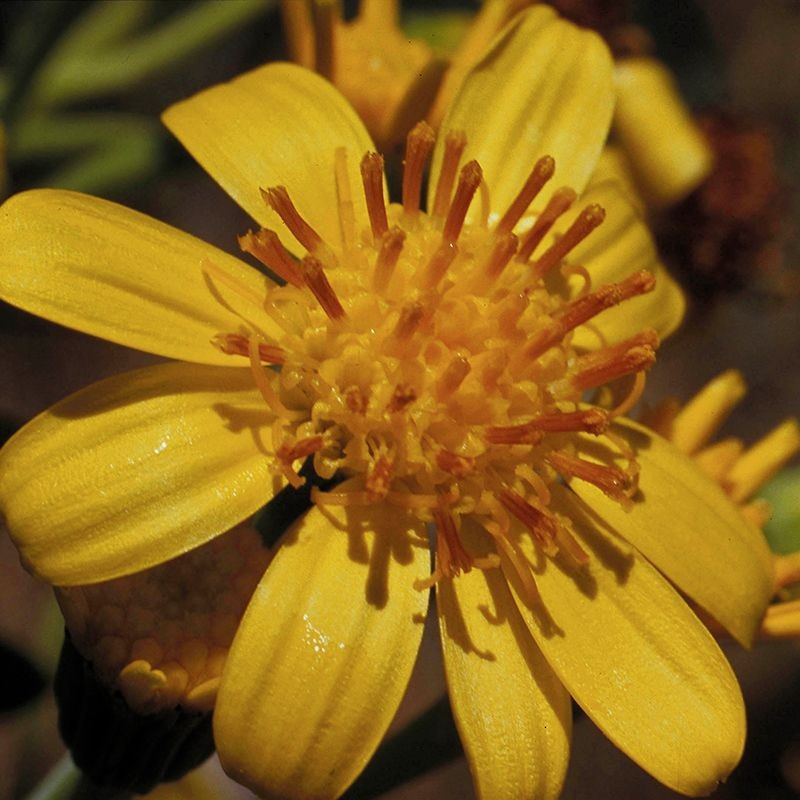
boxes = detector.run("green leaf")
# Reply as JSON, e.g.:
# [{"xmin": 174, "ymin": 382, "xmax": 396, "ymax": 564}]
[
  {"xmin": 761, "ymin": 465, "xmax": 800, "ymax": 555},
  {"xmin": 26, "ymin": 0, "xmax": 276, "ymax": 108}
]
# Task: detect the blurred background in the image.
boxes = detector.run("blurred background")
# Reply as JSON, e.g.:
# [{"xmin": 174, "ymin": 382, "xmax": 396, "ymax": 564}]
[{"xmin": 0, "ymin": 1, "xmax": 798, "ymax": 798}]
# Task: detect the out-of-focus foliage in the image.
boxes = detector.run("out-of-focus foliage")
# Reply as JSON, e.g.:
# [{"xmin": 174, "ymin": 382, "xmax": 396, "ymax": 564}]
[
  {"xmin": 761, "ymin": 466, "xmax": 800, "ymax": 556},
  {"xmin": 0, "ymin": 0, "xmax": 274, "ymax": 197}
]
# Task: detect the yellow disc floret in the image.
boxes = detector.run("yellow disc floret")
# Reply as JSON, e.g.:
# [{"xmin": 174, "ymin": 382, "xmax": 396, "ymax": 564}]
[{"xmin": 210, "ymin": 121, "xmax": 659, "ymax": 596}]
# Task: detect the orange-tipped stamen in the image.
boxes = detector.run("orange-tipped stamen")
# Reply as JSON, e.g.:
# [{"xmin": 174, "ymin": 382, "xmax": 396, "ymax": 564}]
[
  {"xmin": 213, "ymin": 333, "xmax": 286, "ymax": 364},
  {"xmin": 238, "ymin": 229, "xmax": 304, "ymax": 288},
  {"xmin": 432, "ymin": 130, "xmax": 467, "ymax": 218},
  {"xmin": 533, "ymin": 203, "xmax": 606, "ymax": 276},
  {"xmin": 402, "ymin": 121, "xmax": 436, "ymax": 216},
  {"xmin": 517, "ymin": 187, "xmax": 577, "ymax": 262},
  {"xmin": 486, "ymin": 408, "xmax": 608, "ymax": 444},
  {"xmin": 484, "ymin": 424, "xmax": 544, "ymax": 446},
  {"xmin": 529, "ymin": 408, "xmax": 610, "ymax": 434},
  {"xmin": 392, "ymin": 302, "xmax": 425, "ymax": 341},
  {"xmin": 547, "ymin": 450, "xmax": 633, "ymax": 505},
  {"xmin": 277, "ymin": 434, "xmax": 324, "ymax": 488},
  {"xmin": 569, "ymin": 330, "xmax": 658, "ymax": 391},
  {"xmin": 424, "ymin": 241, "xmax": 458, "ymax": 288},
  {"xmin": 436, "ymin": 450, "xmax": 476, "ymax": 477},
  {"xmin": 480, "ymin": 232, "xmax": 518, "ymax": 281},
  {"xmin": 373, "ymin": 226, "xmax": 406, "ymax": 293},
  {"xmin": 522, "ymin": 271, "xmax": 655, "ymax": 362},
  {"xmin": 443, "ymin": 160, "xmax": 482, "ymax": 244},
  {"xmin": 300, "ymin": 255, "xmax": 346, "ymax": 320},
  {"xmin": 496, "ymin": 155, "xmax": 555, "ymax": 236},
  {"xmin": 497, "ymin": 490, "xmax": 558, "ymax": 555},
  {"xmin": 434, "ymin": 509, "xmax": 473, "ymax": 578},
  {"xmin": 360, "ymin": 152, "xmax": 389, "ymax": 240},
  {"xmin": 557, "ymin": 271, "xmax": 656, "ymax": 331},
  {"xmin": 263, "ymin": 186, "xmax": 325, "ymax": 254},
  {"xmin": 436, "ymin": 355, "xmax": 471, "ymax": 400}
]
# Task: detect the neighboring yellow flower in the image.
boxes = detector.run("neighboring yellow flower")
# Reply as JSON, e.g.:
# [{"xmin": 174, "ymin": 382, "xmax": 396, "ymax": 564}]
[
  {"xmin": 281, "ymin": 0, "xmax": 445, "ymax": 148},
  {"xmin": 642, "ymin": 370, "xmax": 800, "ymax": 638},
  {"xmin": 0, "ymin": 8, "xmax": 773, "ymax": 800}
]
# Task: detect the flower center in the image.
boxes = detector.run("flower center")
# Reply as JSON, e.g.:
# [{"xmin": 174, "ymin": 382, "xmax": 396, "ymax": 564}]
[{"xmin": 211, "ymin": 122, "xmax": 658, "ymax": 595}]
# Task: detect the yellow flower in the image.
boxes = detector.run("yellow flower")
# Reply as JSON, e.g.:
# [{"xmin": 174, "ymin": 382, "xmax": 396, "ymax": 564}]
[
  {"xmin": 0, "ymin": 7, "xmax": 773, "ymax": 799},
  {"xmin": 642, "ymin": 370, "xmax": 800, "ymax": 639},
  {"xmin": 281, "ymin": 0, "xmax": 446, "ymax": 149}
]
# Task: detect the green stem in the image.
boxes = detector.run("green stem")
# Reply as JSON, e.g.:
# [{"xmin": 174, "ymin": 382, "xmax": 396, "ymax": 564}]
[{"xmin": 342, "ymin": 694, "xmax": 463, "ymax": 799}]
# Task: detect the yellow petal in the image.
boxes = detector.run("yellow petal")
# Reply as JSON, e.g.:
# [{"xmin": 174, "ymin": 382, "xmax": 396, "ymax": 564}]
[
  {"xmin": 569, "ymin": 418, "xmax": 774, "ymax": 646},
  {"xmin": 669, "ymin": 370, "xmax": 747, "ymax": 455},
  {"xmin": 0, "ymin": 362, "xmax": 278, "ymax": 586},
  {"xmin": 0, "ymin": 189, "xmax": 281, "ymax": 364},
  {"xmin": 431, "ymin": 6, "xmax": 614, "ymax": 219},
  {"xmin": 506, "ymin": 485, "xmax": 746, "ymax": 797},
  {"xmin": 437, "ymin": 519, "xmax": 571, "ymax": 800},
  {"xmin": 546, "ymin": 181, "xmax": 685, "ymax": 346},
  {"xmin": 163, "ymin": 63, "xmax": 375, "ymax": 255},
  {"xmin": 613, "ymin": 57, "xmax": 714, "ymax": 208},
  {"xmin": 215, "ymin": 500, "xmax": 428, "ymax": 800},
  {"xmin": 726, "ymin": 418, "xmax": 800, "ymax": 503}
]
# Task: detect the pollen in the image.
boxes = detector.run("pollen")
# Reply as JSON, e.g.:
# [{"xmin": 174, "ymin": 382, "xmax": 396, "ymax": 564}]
[{"xmin": 217, "ymin": 123, "xmax": 661, "ymax": 594}]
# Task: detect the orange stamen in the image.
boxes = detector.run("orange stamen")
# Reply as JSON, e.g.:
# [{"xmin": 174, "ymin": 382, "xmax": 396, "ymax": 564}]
[
  {"xmin": 392, "ymin": 302, "xmax": 425, "ymax": 340},
  {"xmin": 262, "ymin": 186, "xmax": 324, "ymax": 254},
  {"xmin": 434, "ymin": 509, "xmax": 472, "ymax": 578},
  {"xmin": 238, "ymin": 229, "xmax": 304, "ymax": 288},
  {"xmin": 517, "ymin": 187, "xmax": 577, "ymax": 262},
  {"xmin": 523, "ymin": 271, "xmax": 655, "ymax": 362},
  {"xmin": 300, "ymin": 255, "xmax": 346, "ymax": 320},
  {"xmin": 557, "ymin": 271, "xmax": 655, "ymax": 331},
  {"xmin": 277, "ymin": 435, "xmax": 324, "ymax": 464},
  {"xmin": 436, "ymin": 450, "xmax": 476, "ymax": 477},
  {"xmin": 496, "ymin": 155, "xmax": 555, "ymax": 236},
  {"xmin": 486, "ymin": 408, "xmax": 608, "ymax": 445},
  {"xmin": 423, "ymin": 241, "xmax": 458, "ymax": 288},
  {"xmin": 480, "ymin": 232, "xmax": 518, "ymax": 281},
  {"xmin": 497, "ymin": 490, "xmax": 558, "ymax": 555},
  {"xmin": 373, "ymin": 226, "xmax": 406, "ymax": 293},
  {"xmin": 569, "ymin": 330, "xmax": 658, "ymax": 391},
  {"xmin": 360, "ymin": 152, "xmax": 389, "ymax": 240},
  {"xmin": 213, "ymin": 333, "xmax": 286, "ymax": 364},
  {"xmin": 402, "ymin": 121, "xmax": 436, "ymax": 216},
  {"xmin": 443, "ymin": 160, "xmax": 482, "ymax": 244},
  {"xmin": 547, "ymin": 450, "xmax": 634, "ymax": 505},
  {"xmin": 432, "ymin": 130, "xmax": 467, "ymax": 218},
  {"xmin": 533, "ymin": 203, "xmax": 606, "ymax": 276}
]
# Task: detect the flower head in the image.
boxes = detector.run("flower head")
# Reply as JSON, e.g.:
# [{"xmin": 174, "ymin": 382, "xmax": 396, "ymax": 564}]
[{"xmin": 0, "ymin": 7, "xmax": 775, "ymax": 799}]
